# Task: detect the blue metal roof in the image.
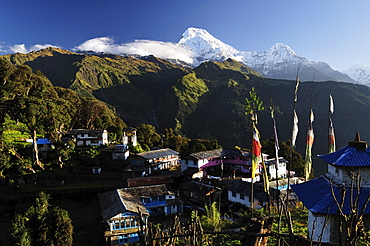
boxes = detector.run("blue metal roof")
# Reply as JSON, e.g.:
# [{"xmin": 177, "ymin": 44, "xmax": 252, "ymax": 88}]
[
  {"xmin": 318, "ymin": 145, "xmax": 370, "ymax": 167},
  {"xmin": 36, "ymin": 138, "xmax": 52, "ymax": 145},
  {"xmin": 291, "ymin": 176, "xmax": 370, "ymax": 214}
]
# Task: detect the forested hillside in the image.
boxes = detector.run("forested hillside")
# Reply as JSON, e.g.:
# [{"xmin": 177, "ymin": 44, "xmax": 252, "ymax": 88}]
[{"xmin": 4, "ymin": 48, "xmax": 370, "ymax": 159}]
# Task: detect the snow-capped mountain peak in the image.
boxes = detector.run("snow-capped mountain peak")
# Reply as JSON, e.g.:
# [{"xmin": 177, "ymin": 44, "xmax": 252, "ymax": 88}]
[
  {"xmin": 176, "ymin": 27, "xmax": 354, "ymax": 82},
  {"xmin": 178, "ymin": 27, "xmax": 239, "ymax": 64},
  {"xmin": 342, "ymin": 63, "xmax": 370, "ymax": 86},
  {"xmin": 268, "ymin": 43, "xmax": 298, "ymax": 60}
]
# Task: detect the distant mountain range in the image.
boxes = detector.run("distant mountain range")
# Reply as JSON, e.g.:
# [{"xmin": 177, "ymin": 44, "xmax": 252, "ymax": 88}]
[
  {"xmin": 341, "ymin": 64, "xmax": 370, "ymax": 86},
  {"xmin": 71, "ymin": 27, "xmax": 369, "ymax": 85},
  {"xmin": 178, "ymin": 27, "xmax": 359, "ymax": 83}
]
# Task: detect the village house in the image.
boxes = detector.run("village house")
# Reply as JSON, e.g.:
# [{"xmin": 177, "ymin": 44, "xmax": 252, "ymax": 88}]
[
  {"xmin": 36, "ymin": 138, "xmax": 52, "ymax": 161},
  {"xmin": 227, "ymin": 179, "xmax": 269, "ymax": 209},
  {"xmin": 129, "ymin": 148, "xmax": 179, "ymax": 174},
  {"xmin": 227, "ymin": 178, "xmax": 300, "ymax": 209},
  {"xmin": 122, "ymin": 165, "xmax": 150, "ymax": 179},
  {"xmin": 181, "ymin": 148, "xmax": 270, "ymax": 179},
  {"xmin": 98, "ymin": 189, "xmax": 149, "ymax": 245},
  {"xmin": 180, "ymin": 149, "xmax": 222, "ymax": 172},
  {"xmin": 180, "ymin": 180, "xmax": 221, "ymax": 206},
  {"xmin": 112, "ymin": 145, "xmax": 129, "ymax": 160},
  {"xmin": 66, "ymin": 129, "xmax": 108, "ymax": 147},
  {"xmin": 181, "ymin": 167, "xmax": 204, "ymax": 180},
  {"xmin": 123, "ymin": 184, "xmax": 183, "ymax": 215},
  {"xmin": 99, "ymin": 184, "xmax": 183, "ymax": 245},
  {"xmin": 264, "ymin": 157, "xmax": 287, "ymax": 179},
  {"xmin": 292, "ymin": 133, "xmax": 370, "ymax": 244}
]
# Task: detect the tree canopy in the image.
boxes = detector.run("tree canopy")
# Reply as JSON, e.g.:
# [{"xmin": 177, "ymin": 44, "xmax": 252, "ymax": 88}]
[{"xmin": 10, "ymin": 192, "xmax": 73, "ymax": 246}]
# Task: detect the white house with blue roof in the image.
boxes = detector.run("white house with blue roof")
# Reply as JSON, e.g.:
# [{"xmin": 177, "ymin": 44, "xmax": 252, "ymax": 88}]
[{"xmin": 292, "ymin": 133, "xmax": 370, "ymax": 244}]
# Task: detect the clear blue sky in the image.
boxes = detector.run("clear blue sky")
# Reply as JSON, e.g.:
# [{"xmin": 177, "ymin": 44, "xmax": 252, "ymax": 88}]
[{"xmin": 1, "ymin": 0, "xmax": 370, "ymax": 70}]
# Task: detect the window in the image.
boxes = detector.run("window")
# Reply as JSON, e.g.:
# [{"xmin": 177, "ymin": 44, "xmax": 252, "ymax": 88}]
[
  {"xmin": 142, "ymin": 198, "xmax": 151, "ymax": 203},
  {"xmin": 232, "ymin": 191, "xmax": 236, "ymax": 197},
  {"xmin": 114, "ymin": 221, "xmax": 120, "ymax": 230},
  {"xmin": 240, "ymin": 194, "xmax": 244, "ymax": 200},
  {"xmin": 118, "ymin": 234, "xmax": 129, "ymax": 244}
]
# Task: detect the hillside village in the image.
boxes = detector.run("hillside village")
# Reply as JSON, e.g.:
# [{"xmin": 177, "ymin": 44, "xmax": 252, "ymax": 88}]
[
  {"xmin": 6, "ymin": 125, "xmax": 370, "ymax": 246},
  {"xmin": 2, "ymin": 49, "xmax": 370, "ymax": 245},
  {"xmin": 0, "ymin": 124, "xmax": 303, "ymax": 245}
]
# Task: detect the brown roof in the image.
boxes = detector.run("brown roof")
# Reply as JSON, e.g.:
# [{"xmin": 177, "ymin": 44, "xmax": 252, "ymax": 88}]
[
  {"xmin": 123, "ymin": 184, "xmax": 170, "ymax": 198},
  {"xmin": 182, "ymin": 167, "xmax": 200, "ymax": 176},
  {"xmin": 98, "ymin": 189, "xmax": 149, "ymax": 221},
  {"xmin": 181, "ymin": 180, "xmax": 220, "ymax": 196},
  {"xmin": 127, "ymin": 175, "xmax": 173, "ymax": 187}
]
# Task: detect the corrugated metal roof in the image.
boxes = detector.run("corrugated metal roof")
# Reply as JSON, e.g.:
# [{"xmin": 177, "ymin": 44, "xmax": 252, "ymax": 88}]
[
  {"xmin": 36, "ymin": 138, "xmax": 51, "ymax": 145},
  {"xmin": 319, "ymin": 145, "xmax": 370, "ymax": 167},
  {"xmin": 221, "ymin": 149, "xmax": 249, "ymax": 157},
  {"xmin": 186, "ymin": 149, "xmax": 223, "ymax": 160},
  {"xmin": 136, "ymin": 148, "xmax": 179, "ymax": 160},
  {"xmin": 291, "ymin": 176, "xmax": 370, "ymax": 214},
  {"xmin": 114, "ymin": 145, "xmax": 128, "ymax": 152},
  {"xmin": 182, "ymin": 149, "xmax": 251, "ymax": 160}
]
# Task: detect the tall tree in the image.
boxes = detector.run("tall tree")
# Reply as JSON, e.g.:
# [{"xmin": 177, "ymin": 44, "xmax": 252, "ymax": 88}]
[
  {"xmin": 50, "ymin": 207, "xmax": 74, "ymax": 246},
  {"xmin": 10, "ymin": 192, "xmax": 74, "ymax": 246},
  {"xmin": 163, "ymin": 128, "xmax": 190, "ymax": 153},
  {"xmin": 10, "ymin": 214, "xmax": 32, "ymax": 246},
  {"xmin": 137, "ymin": 124, "xmax": 161, "ymax": 148}
]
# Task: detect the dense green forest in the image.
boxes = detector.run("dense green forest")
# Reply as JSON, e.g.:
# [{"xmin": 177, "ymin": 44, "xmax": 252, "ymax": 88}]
[{"xmin": 4, "ymin": 48, "xmax": 370, "ymax": 159}]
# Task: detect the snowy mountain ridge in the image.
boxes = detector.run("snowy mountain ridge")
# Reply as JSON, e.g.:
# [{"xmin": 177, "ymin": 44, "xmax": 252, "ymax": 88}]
[
  {"xmin": 178, "ymin": 27, "xmax": 355, "ymax": 83},
  {"xmin": 341, "ymin": 64, "xmax": 370, "ymax": 86},
  {"xmin": 178, "ymin": 27, "xmax": 239, "ymax": 64}
]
